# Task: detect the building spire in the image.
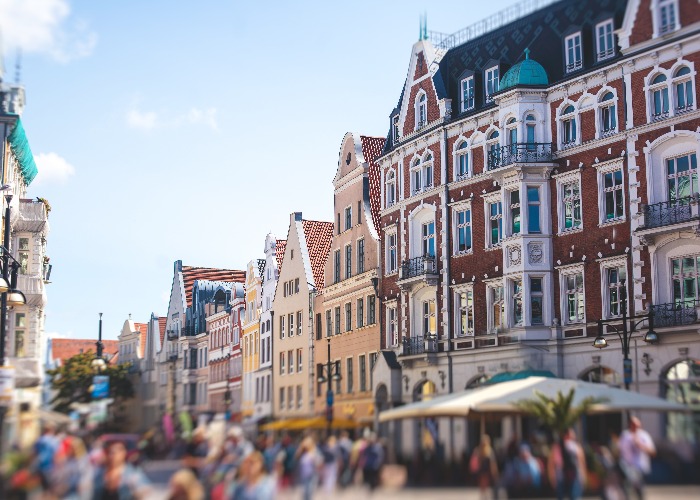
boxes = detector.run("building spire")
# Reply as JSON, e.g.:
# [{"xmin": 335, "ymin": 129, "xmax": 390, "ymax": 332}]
[
  {"xmin": 419, "ymin": 12, "xmax": 428, "ymax": 41},
  {"xmin": 15, "ymin": 49, "xmax": 21, "ymax": 83}
]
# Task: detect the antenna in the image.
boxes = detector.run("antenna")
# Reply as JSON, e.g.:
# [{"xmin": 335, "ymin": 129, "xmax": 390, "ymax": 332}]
[{"xmin": 15, "ymin": 49, "xmax": 21, "ymax": 84}]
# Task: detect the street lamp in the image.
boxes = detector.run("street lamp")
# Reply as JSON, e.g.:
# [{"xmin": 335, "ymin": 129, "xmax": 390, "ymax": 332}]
[
  {"xmin": 91, "ymin": 312, "xmax": 106, "ymax": 373},
  {"xmin": 593, "ymin": 279, "xmax": 658, "ymax": 390},
  {"xmin": 316, "ymin": 337, "xmax": 342, "ymax": 436}
]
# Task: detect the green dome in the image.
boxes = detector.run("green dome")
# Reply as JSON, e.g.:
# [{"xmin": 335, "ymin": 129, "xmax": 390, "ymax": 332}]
[{"xmin": 500, "ymin": 49, "xmax": 548, "ymax": 91}]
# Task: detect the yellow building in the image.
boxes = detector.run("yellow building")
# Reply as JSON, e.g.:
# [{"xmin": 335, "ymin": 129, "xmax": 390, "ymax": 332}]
[{"xmin": 241, "ymin": 260, "xmax": 262, "ymax": 421}]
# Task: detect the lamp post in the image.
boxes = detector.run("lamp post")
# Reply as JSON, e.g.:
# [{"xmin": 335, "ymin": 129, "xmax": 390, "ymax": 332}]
[
  {"xmin": 593, "ymin": 280, "xmax": 658, "ymax": 390},
  {"xmin": 316, "ymin": 337, "xmax": 341, "ymax": 437},
  {"xmin": 91, "ymin": 313, "xmax": 106, "ymax": 373}
]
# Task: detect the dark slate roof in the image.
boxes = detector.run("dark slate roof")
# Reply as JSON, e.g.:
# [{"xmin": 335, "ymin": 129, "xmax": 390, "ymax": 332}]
[{"xmin": 381, "ymin": 350, "xmax": 402, "ymax": 370}]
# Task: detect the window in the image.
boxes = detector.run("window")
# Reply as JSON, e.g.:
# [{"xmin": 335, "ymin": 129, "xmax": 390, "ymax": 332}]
[
  {"xmin": 280, "ymin": 315, "xmax": 285, "ymax": 339},
  {"xmin": 565, "ymin": 32, "xmax": 582, "ymax": 72},
  {"xmin": 667, "ymin": 153, "xmax": 698, "ymax": 202},
  {"xmin": 297, "ymin": 348, "xmax": 303, "ymax": 372},
  {"xmin": 561, "ymin": 105, "xmax": 577, "ymax": 146},
  {"xmin": 279, "ymin": 387, "xmax": 285, "ymax": 408},
  {"xmin": 411, "ymin": 158, "xmax": 422, "ymax": 194},
  {"xmin": 288, "ymin": 387, "xmax": 293, "ymax": 410},
  {"xmin": 297, "ymin": 311, "xmax": 302, "ymax": 335},
  {"xmin": 386, "ymin": 232, "xmax": 397, "ymax": 274},
  {"xmin": 600, "ymin": 92, "xmax": 617, "ymax": 135},
  {"xmin": 345, "ymin": 206, "xmax": 352, "ymax": 230},
  {"xmin": 512, "ymin": 279, "xmax": 523, "ymax": 326},
  {"xmin": 562, "ymin": 181, "xmax": 582, "ymax": 231},
  {"xmin": 288, "ymin": 350, "xmax": 294, "ymax": 374},
  {"xmin": 357, "ymin": 239, "xmax": 365, "ymax": 274},
  {"xmin": 14, "ymin": 312, "xmax": 25, "ymax": 357},
  {"xmin": 416, "ymin": 92, "xmax": 427, "ymax": 129},
  {"xmin": 345, "ymin": 244, "xmax": 352, "ymax": 279},
  {"xmin": 18, "ymin": 238, "xmax": 29, "ymax": 275},
  {"xmin": 335, "ymin": 361, "xmax": 342, "ymax": 394},
  {"xmin": 422, "ymin": 221, "xmax": 435, "ymax": 257},
  {"xmin": 461, "ymin": 76, "xmax": 475, "ymax": 111},
  {"xmin": 509, "ymin": 190, "xmax": 521, "ymax": 236},
  {"xmin": 530, "ymin": 277, "xmax": 543, "ymax": 325},
  {"xmin": 357, "ymin": 298, "xmax": 364, "ymax": 328},
  {"xmin": 334, "ymin": 306, "xmax": 341, "ymax": 335},
  {"xmin": 455, "ymin": 141, "xmax": 469, "ymax": 180},
  {"xmin": 603, "ymin": 168, "xmax": 624, "ymax": 221},
  {"xmin": 525, "ymin": 114, "xmax": 536, "ymax": 147},
  {"xmin": 423, "ymin": 153, "xmax": 434, "ymax": 189},
  {"xmin": 657, "ymin": 0, "xmax": 678, "ymax": 35},
  {"xmin": 337, "ymin": 213, "xmax": 340, "ymax": 235},
  {"xmin": 564, "ymin": 272, "xmax": 585, "ymax": 324},
  {"xmin": 456, "ymin": 290, "xmax": 474, "ymax": 336},
  {"xmin": 387, "ymin": 306, "xmax": 398, "ymax": 346},
  {"xmin": 596, "ymin": 20, "xmax": 615, "ymax": 61},
  {"xmin": 280, "ymin": 352, "xmax": 285, "ymax": 375},
  {"xmin": 422, "ymin": 299, "xmax": 437, "ymax": 335},
  {"xmin": 296, "ymin": 385, "xmax": 302, "ymax": 409},
  {"xmin": 649, "ymin": 73, "xmax": 670, "ymax": 120},
  {"xmin": 606, "ymin": 265, "xmax": 627, "ymax": 318},
  {"xmin": 485, "ymin": 66, "xmax": 499, "ymax": 102},
  {"xmin": 345, "ymin": 302, "xmax": 352, "ymax": 332},
  {"xmin": 295, "ymin": 278, "xmax": 299, "ymax": 293},
  {"xmin": 288, "ymin": 313, "xmax": 294, "ymax": 339},
  {"xmin": 358, "ymin": 201, "xmax": 361, "ymax": 225},
  {"xmin": 315, "ymin": 313, "xmax": 322, "ymax": 340},
  {"xmin": 346, "ymin": 358, "xmax": 354, "ymax": 393},
  {"xmin": 486, "ymin": 130, "xmax": 500, "ymax": 169},
  {"xmin": 392, "ymin": 115, "xmax": 400, "ymax": 143},
  {"xmin": 489, "ymin": 284, "xmax": 505, "ymax": 333},
  {"xmin": 673, "ymin": 66, "xmax": 694, "ymax": 113},
  {"xmin": 386, "ymin": 171, "xmax": 396, "ymax": 207},
  {"xmin": 506, "ymin": 117, "xmax": 518, "ymax": 154},
  {"xmin": 671, "ymin": 255, "xmax": 700, "ymax": 306},
  {"xmin": 359, "ymin": 355, "xmax": 367, "ymax": 392},
  {"xmin": 368, "ymin": 296, "xmax": 376, "ymax": 324},
  {"xmin": 455, "ymin": 207, "xmax": 472, "ymax": 254},
  {"xmin": 488, "ymin": 201, "xmax": 503, "ymax": 247},
  {"xmin": 527, "ymin": 187, "xmax": 541, "ymax": 233},
  {"xmin": 326, "ymin": 310, "xmax": 332, "ymax": 338},
  {"xmin": 334, "ymin": 249, "xmax": 341, "ymax": 283}
]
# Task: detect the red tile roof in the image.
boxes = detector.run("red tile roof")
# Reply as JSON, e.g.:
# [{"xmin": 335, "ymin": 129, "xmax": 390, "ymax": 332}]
[
  {"xmin": 302, "ymin": 220, "xmax": 334, "ymax": 290},
  {"xmin": 51, "ymin": 338, "xmax": 119, "ymax": 364},
  {"xmin": 134, "ymin": 322, "xmax": 148, "ymax": 357},
  {"xmin": 275, "ymin": 240, "xmax": 287, "ymax": 273},
  {"xmin": 158, "ymin": 317, "xmax": 167, "ymax": 347},
  {"xmin": 361, "ymin": 136, "xmax": 386, "ymax": 235},
  {"xmin": 181, "ymin": 266, "xmax": 246, "ymax": 307}
]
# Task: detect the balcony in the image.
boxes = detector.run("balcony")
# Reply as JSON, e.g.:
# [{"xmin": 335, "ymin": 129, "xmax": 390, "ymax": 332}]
[
  {"xmin": 15, "ymin": 199, "xmax": 49, "ymax": 233},
  {"xmin": 401, "ymin": 334, "xmax": 438, "ymax": 356},
  {"xmin": 398, "ymin": 255, "xmax": 438, "ymax": 289},
  {"xmin": 651, "ymin": 301, "xmax": 699, "ymax": 327},
  {"xmin": 640, "ymin": 196, "xmax": 698, "ymax": 230},
  {"xmin": 487, "ymin": 143, "xmax": 553, "ymax": 171}
]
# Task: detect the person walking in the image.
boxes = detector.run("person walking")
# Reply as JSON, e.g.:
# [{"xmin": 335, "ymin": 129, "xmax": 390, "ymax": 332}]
[
  {"xmin": 231, "ymin": 451, "xmax": 276, "ymax": 500},
  {"xmin": 360, "ymin": 433, "xmax": 385, "ymax": 492},
  {"xmin": 469, "ymin": 434, "xmax": 499, "ymax": 500},
  {"xmin": 547, "ymin": 429, "xmax": 586, "ymax": 500},
  {"xmin": 618, "ymin": 416, "xmax": 655, "ymax": 500},
  {"xmin": 167, "ymin": 469, "xmax": 205, "ymax": 500},
  {"xmin": 91, "ymin": 439, "xmax": 151, "ymax": 500},
  {"xmin": 320, "ymin": 435, "xmax": 340, "ymax": 496},
  {"xmin": 296, "ymin": 436, "xmax": 321, "ymax": 500}
]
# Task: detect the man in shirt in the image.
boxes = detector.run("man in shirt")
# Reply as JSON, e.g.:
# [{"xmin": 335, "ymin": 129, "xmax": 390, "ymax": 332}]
[{"xmin": 619, "ymin": 416, "xmax": 656, "ymax": 499}]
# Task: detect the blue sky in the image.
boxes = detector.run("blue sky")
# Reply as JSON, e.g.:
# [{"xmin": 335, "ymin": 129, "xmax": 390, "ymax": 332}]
[{"xmin": 1, "ymin": 0, "xmax": 514, "ymax": 340}]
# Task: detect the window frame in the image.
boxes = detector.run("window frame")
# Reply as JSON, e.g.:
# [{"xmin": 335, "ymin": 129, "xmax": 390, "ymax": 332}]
[
  {"xmin": 357, "ymin": 297, "xmax": 364, "ymax": 328},
  {"xmin": 596, "ymin": 162, "xmax": 626, "ymax": 225},
  {"xmin": 486, "ymin": 281, "xmax": 505, "ymax": 333},
  {"xmin": 386, "ymin": 303, "xmax": 398, "ymax": 347},
  {"xmin": 595, "ymin": 19, "xmax": 615, "ymax": 62},
  {"xmin": 454, "ymin": 286, "xmax": 475, "ymax": 337},
  {"xmin": 345, "ymin": 302, "xmax": 352, "ymax": 332},
  {"xmin": 357, "ymin": 238, "xmax": 365, "ymax": 274},
  {"xmin": 556, "ymin": 171, "xmax": 583, "ymax": 234},
  {"xmin": 564, "ymin": 32, "xmax": 583, "ymax": 73},
  {"xmin": 385, "ymin": 170, "xmax": 396, "ymax": 207},
  {"xmin": 461, "ymin": 75, "xmax": 475, "ymax": 112},
  {"xmin": 484, "ymin": 193, "xmax": 503, "ymax": 248},
  {"xmin": 416, "ymin": 91, "xmax": 427, "ymax": 129},
  {"xmin": 654, "ymin": 0, "xmax": 680, "ymax": 37},
  {"xmin": 453, "ymin": 202, "xmax": 473, "ymax": 255},
  {"xmin": 559, "ymin": 103, "xmax": 578, "ymax": 148},
  {"xmin": 344, "ymin": 205, "xmax": 352, "ymax": 231},
  {"xmin": 385, "ymin": 229, "xmax": 398, "ymax": 275},
  {"xmin": 599, "ymin": 257, "xmax": 628, "ymax": 319},
  {"xmin": 345, "ymin": 243, "xmax": 352, "ymax": 280},
  {"xmin": 454, "ymin": 140, "xmax": 470, "ymax": 181},
  {"xmin": 559, "ymin": 266, "xmax": 586, "ymax": 325},
  {"xmin": 485, "ymin": 66, "xmax": 499, "ymax": 103}
]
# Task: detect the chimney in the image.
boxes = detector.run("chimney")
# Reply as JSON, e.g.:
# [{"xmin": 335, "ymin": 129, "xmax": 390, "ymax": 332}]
[{"xmin": 293, "ymin": 212, "xmax": 302, "ymax": 222}]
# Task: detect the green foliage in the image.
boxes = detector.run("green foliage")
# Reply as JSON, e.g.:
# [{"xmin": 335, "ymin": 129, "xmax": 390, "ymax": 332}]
[
  {"xmin": 46, "ymin": 351, "xmax": 134, "ymax": 414},
  {"xmin": 515, "ymin": 388, "xmax": 601, "ymax": 436}
]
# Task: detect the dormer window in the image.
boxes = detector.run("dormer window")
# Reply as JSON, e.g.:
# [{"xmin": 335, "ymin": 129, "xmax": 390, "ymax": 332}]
[
  {"xmin": 392, "ymin": 115, "xmax": 400, "ymax": 143},
  {"xmin": 656, "ymin": 0, "xmax": 679, "ymax": 36},
  {"xmin": 565, "ymin": 32, "xmax": 583, "ymax": 72},
  {"xmin": 461, "ymin": 76, "xmax": 475, "ymax": 112},
  {"xmin": 416, "ymin": 92, "xmax": 427, "ymax": 129},
  {"xmin": 596, "ymin": 19, "xmax": 615, "ymax": 61},
  {"xmin": 485, "ymin": 67, "xmax": 499, "ymax": 102}
]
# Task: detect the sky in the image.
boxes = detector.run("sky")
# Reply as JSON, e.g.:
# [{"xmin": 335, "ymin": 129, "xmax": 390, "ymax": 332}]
[{"xmin": 0, "ymin": 0, "xmax": 516, "ymax": 341}]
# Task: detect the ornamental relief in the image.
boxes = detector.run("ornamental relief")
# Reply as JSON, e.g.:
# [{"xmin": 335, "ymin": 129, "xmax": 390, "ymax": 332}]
[
  {"xmin": 528, "ymin": 242, "xmax": 544, "ymax": 264},
  {"xmin": 507, "ymin": 245, "xmax": 522, "ymax": 267}
]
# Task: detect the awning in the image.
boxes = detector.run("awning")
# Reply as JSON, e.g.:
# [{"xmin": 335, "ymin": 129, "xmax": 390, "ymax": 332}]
[
  {"xmin": 259, "ymin": 416, "xmax": 367, "ymax": 431},
  {"xmin": 8, "ymin": 119, "xmax": 38, "ymax": 185},
  {"xmin": 485, "ymin": 370, "xmax": 556, "ymax": 385}
]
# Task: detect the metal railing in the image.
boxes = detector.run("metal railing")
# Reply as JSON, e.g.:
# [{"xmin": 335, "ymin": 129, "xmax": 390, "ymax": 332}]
[
  {"xmin": 652, "ymin": 110, "xmax": 669, "ymax": 122},
  {"xmin": 675, "ymin": 104, "xmax": 694, "ymax": 115},
  {"xmin": 487, "ymin": 143, "xmax": 552, "ymax": 170},
  {"xmin": 566, "ymin": 60, "xmax": 583, "ymax": 73},
  {"xmin": 402, "ymin": 334, "xmax": 438, "ymax": 356},
  {"xmin": 400, "ymin": 255, "xmax": 437, "ymax": 280},
  {"xmin": 650, "ymin": 300, "xmax": 699, "ymax": 327},
  {"xmin": 642, "ymin": 196, "xmax": 696, "ymax": 228}
]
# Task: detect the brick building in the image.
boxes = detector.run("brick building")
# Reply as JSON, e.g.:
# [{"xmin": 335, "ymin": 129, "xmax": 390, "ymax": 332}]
[{"xmin": 372, "ymin": 0, "xmax": 700, "ymax": 459}]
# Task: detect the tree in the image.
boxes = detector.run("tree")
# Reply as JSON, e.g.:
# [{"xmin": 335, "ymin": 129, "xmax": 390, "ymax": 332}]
[
  {"xmin": 516, "ymin": 388, "xmax": 601, "ymax": 436},
  {"xmin": 46, "ymin": 351, "xmax": 134, "ymax": 414}
]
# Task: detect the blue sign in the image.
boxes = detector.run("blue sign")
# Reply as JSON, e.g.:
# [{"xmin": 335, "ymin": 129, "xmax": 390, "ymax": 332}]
[
  {"xmin": 623, "ymin": 359, "xmax": 633, "ymax": 386},
  {"xmin": 326, "ymin": 390, "xmax": 334, "ymax": 407},
  {"xmin": 92, "ymin": 375, "xmax": 110, "ymax": 399}
]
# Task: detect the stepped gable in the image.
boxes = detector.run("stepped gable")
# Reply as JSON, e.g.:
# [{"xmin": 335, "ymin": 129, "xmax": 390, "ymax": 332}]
[
  {"xmin": 158, "ymin": 317, "xmax": 167, "ymax": 346},
  {"xmin": 361, "ymin": 135, "xmax": 386, "ymax": 233},
  {"xmin": 275, "ymin": 240, "xmax": 287, "ymax": 273},
  {"xmin": 302, "ymin": 220, "xmax": 334, "ymax": 290},
  {"xmin": 51, "ymin": 338, "xmax": 119, "ymax": 364},
  {"xmin": 181, "ymin": 266, "xmax": 245, "ymax": 307}
]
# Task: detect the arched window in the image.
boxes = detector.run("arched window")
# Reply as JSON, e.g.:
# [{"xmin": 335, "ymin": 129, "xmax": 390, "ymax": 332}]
[
  {"xmin": 411, "ymin": 158, "xmax": 422, "ymax": 194},
  {"xmin": 662, "ymin": 359, "xmax": 700, "ymax": 444},
  {"xmin": 385, "ymin": 170, "xmax": 396, "ymax": 207},
  {"xmin": 649, "ymin": 73, "xmax": 670, "ymax": 120},
  {"xmin": 673, "ymin": 66, "xmax": 694, "ymax": 114},
  {"xmin": 580, "ymin": 365, "xmax": 620, "ymax": 385},
  {"xmin": 455, "ymin": 141, "xmax": 469, "ymax": 180},
  {"xmin": 486, "ymin": 130, "xmax": 500, "ymax": 170},
  {"xmin": 506, "ymin": 117, "xmax": 518, "ymax": 154},
  {"xmin": 423, "ymin": 153, "xmax": 433, "ymax": 189},
  {"xmin": 416, "ymin": 92, "xmax": 427, "ymax": 129},
  {"xmin": 560, "ymin": 104, "xmax": 577, "ymax": 147},
  {"xmin": 525, "ymin": 114, "xmax": 536, "ymax": 149},
  {"xmin": 599, "ymin": 92, "xmax": 617, "ymax": 136}
]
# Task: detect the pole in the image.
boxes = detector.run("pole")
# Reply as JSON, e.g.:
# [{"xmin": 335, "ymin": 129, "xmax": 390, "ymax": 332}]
[
  {"xmin": 621, "ymin": 290, "xmax": 631, "ymax": 391},
  {"xmin": 0, "ymin": 196, "xmax": 10, "ymax": 461},
  {"xmin": 326, "ymin": 337, "xmax": 332, "ymax": 437},
  {"xmin": 97, "ymin": 313, "xmax": 103, "ymax": 359}
]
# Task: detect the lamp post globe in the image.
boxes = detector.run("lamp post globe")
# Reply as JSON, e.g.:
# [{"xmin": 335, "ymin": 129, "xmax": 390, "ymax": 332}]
[{"xmin": 592, "ymin": 336, "xmax": 608, "ymax": 349}]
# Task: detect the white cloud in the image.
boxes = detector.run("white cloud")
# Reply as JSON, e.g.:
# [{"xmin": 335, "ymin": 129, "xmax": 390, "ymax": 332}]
[
  {"xmin": 184, "ymin": 107, "xmax": 218, "ymax": 131},
  {"xmin": 0, "ymin": 0, "xmax": 97, "ymax": 63},
  {"xmin": 126, "ymin": 106, "xmax": 219, "ymax": 132},
  {"xmin": 126, "ymin": 109, "xmax": 158, "ymax": 131},
  {"xmin": 33, "ymin": 152, "xmax": 76, "ymax": 185},
  {"xmin": 46, "ymin": 331, "xmax": 71, "ymax": 339}
]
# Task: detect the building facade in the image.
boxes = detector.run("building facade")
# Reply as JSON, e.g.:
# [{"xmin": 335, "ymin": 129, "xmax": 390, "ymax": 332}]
[
  {"xmin": 241, "ymin": 260, "xmax": 262, "ymax": 422},
  {"xmin": 117, "ymin": 317, "xmax": 148, "ymax": 432},
  {"xmin": 372, "ymin": 0, "xmax": 700, "ymax": 459}
]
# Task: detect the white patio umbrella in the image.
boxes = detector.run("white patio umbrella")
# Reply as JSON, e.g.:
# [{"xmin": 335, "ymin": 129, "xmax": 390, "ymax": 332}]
[{"xmin": 379, "ymin": 376, "xmax": 687, "ymax": 422}]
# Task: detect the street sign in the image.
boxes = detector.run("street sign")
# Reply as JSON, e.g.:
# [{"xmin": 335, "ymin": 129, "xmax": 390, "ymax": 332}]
[
  {"xmin": 92, "ymin": 375, "xmax": 110, "ymax": 400},
  {"xmin": 326, "ymin": 390, "xmax": 334, "ymax": 406},
  {"xmin": 623, "ymin": 358, "xmax": 633, "ymax": 386},
  {"xmin": 0, "ymin": 366, "xmax": 15, "ymax": 407}
]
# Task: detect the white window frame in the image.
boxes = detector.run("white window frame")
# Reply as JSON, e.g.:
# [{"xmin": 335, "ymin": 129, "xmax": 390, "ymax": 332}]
[
  {"xmin": 392, "ymin": 115, "xmax": 400, "ymax": 143},
  {"xmin": 486, "ymin": 280, "xmax": 505, "ymax": 334},
  {"xmin": 555, "ymin": 170, "xmax": 583, "ymax": 234},
  {"xmin": 461, "ymin": 76, "xmax": 475, "ymax": 112},
  {"xmin": 565, "ymin": 32, "xmax": 583, "ymax": 73},
  {"xmin": 653, "ymin": 0, "xmax": 680, "ymax": 37},
  {"xmin": 422, "ymin": 152, "xmax": 434, "ymax": 190},
  {"xmin": 385, "ymin": 229, "xmax": 398, "ymax": 275},
  {"xmin": 345, "ymin": 302, "xmax": 352, "ymax": 332},
  {"xmin": 595, "ymin": 19, "xmax": 615, "ymax": 62},
  {"xmin": 386, "ymin": 302, "xmax": 398, "ymax": 347},
  {"xmin": 510, "ymin": 277, "xmax": 524, "ymax": 327},
  {"xmin": 421, "ymin": 220, "xmax": 436, "ymax": 257},
  {"xmin": 453, "ymin": 202, "xmax": 473, "ymax": 255},
  {"xmin": 596, "ymin": 89, "xmax": 618, "ymax": 139},
  {"xmin": 454, "ymin": 139, "xmax": 470, "ymax": 181},
  {"xmin": 672, "ymin": 65, "xmax": 696, "ymax": 115},
  {"xmin": 558, "ymin": 103, "xmax": 578, "ymax": 149},
  {"xmin": 529, "ymin": 276, "xmax": 545, "ymax": 325},
  {"xmin": 485, "ymin": 130, "xmax": 501, "ymax": 171},
  {"xmin": 454, "ymin": 285, "xmax": 475, "ymax": 337},
  {"xmin": 485, "ymin": 66, "xmax": 499, "ymax": 102},
  {"xmin": 410, "ymin": 158, "xmax": 422, "ymax": 195},
  {"xmin": 385, "ymin": 170, "xmax": 396, "ymax": 208},
  {"xmin": 558, "ymin": 264, "xmax": 586, "ymax": 325},
  {"xmin": 599, "ymin": 257, "xmax": 628, "ymax": 319},
  {"xmin": 416, "ymin": 91, "xmax": 427, "ymax": 129},
  {"xmin": 344, "ymin": 205, "xmax": 352, "ymax": 231},
  {"xmin": 484, "ymin": 192, "xmax": 503, "ymax": 248},
  {"xmin": 507, "ymin": 188, "xmax": 521, "ymax": 237},
  {"xmin": 596, "ymin": 160, "xmax": 626, "ymax": 225}
]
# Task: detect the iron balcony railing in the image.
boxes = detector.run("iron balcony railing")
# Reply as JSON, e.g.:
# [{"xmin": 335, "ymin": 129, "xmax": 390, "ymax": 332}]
[
  {"xmin": 400, "ymin": 255, "xmax": 437, "ymax": 280},
  {"xmin": 642, "ymin": 196, "xmax": 697, "ymax": 229},
  {"xmin": 652, "ymin": 110, "xmax": 669, "ymax": 122},
  {"xmin": 487, "ymin": 142, "xmax": 553, "ymax": 170},
  {"xmin": 650, "ymin": 300, "xmax": 700, "ymax": 327},
  {"xmin": 402, "ymin": 334, "xmax": 438, "ymax": 356}
]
